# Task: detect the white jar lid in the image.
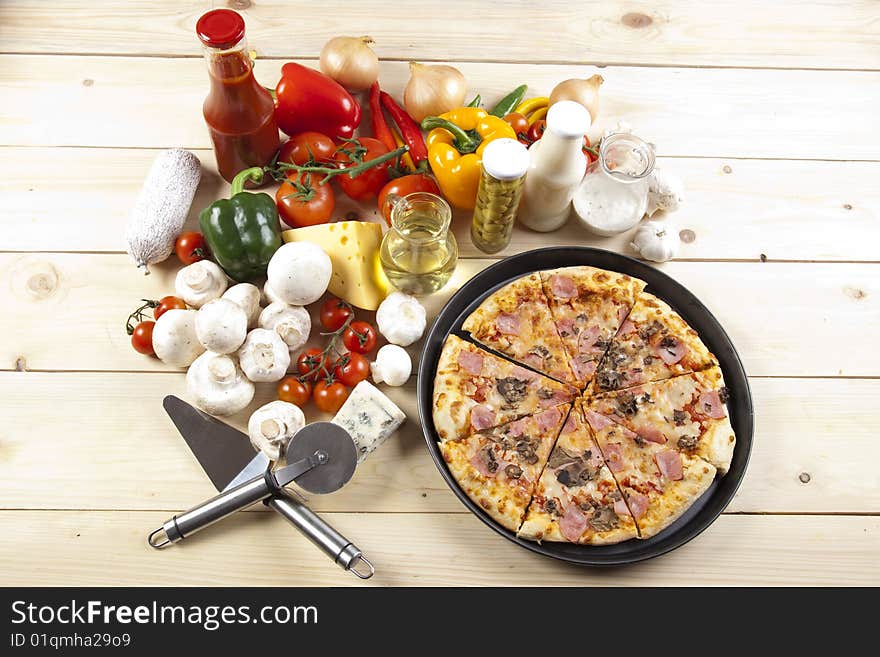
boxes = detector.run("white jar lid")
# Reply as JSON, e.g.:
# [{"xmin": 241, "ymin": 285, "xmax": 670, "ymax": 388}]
[
  {"xmin": 546, "ymin": 100, "xmax": 591, "ymax": 138},
  {"xmin": 481, "ymin": 138, "xmax": 530, "ymax": 181}
]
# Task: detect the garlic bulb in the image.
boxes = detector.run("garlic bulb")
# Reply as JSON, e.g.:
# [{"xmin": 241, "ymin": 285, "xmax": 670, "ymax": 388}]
[
  {"xmin": 631, "ymin": 221, "xmax": 680, "ymax": 263},
  {"xmin": 646, "ymin": 168, "xmax": 685, "ymax": 217}
]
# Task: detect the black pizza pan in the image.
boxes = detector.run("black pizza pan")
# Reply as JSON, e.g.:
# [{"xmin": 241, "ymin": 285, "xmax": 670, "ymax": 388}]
[{"xmin": 417, "ymin": 246, "xmax": 753, "ymax": 566}]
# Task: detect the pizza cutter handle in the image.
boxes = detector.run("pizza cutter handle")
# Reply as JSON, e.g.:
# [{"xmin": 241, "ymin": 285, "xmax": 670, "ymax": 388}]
[{"xmin": 266, "ymin": 494, "xmax": 374, "ymax": 579}]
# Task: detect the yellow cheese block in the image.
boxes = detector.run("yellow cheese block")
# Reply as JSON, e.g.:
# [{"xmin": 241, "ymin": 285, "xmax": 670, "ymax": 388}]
[{"xmin": 282, "ymin": 221, "xmax": 390, "ymax": 311}]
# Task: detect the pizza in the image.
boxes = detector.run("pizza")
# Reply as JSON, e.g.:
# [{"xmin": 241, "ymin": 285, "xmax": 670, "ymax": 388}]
[
  {"xmin": 540, "ymin": 266, "xmax": 646, "ymax": 389},
  {"xmin": 589, "ymin": 292, "xmax": 717, "ymax": 395},
  {"xmin": 439, "ymin": 407, "xmax": 567, "ymax": 531},
  {"xmin": 462, "ymin": 273, "xmax": 576, "ymax": 385},
  {"xmin": 433, "ymin": 334, "xmax": 577, "ymax": 441},
  {"xmin": 432, "ymin": 266, "xmax": 737, "ymax": 546}
]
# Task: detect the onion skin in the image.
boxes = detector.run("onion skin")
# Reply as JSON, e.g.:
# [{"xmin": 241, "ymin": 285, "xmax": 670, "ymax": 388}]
[
  {"xmin": 319, "ymin": 36, "xmax": 379, "ymax": 92},
  {"xmin": 404, "ymin": 61, "xmax": 467, "ymax": 123},
  {"xmin": 549, "ymin": 74, "xmax": 604, "ymax": 122}
]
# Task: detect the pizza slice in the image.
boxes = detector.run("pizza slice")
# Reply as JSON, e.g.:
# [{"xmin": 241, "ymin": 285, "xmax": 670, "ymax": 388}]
[
  {"xmin": 433, "ymin": 335, "xmax": 577, "ymax": 441},
  {"xmin": 582, "ymin": 406, "xmax": 717, "ymax": 539},
  {"xmin": 439, "ymin": 407, "xmax": 568, "ymax": 532},
  {"xmin": 584, "ymin": 366, "xmax": 736, "ymax": 474},
  {"xmin": 462, "ymin": 273, "xmax": 576, "ymax": 385},
  {"xmin": 589, "ymin": 292, "xmax": 717, "ymax": 394},
  {"xmin": 540, "ymin": 266, "xmax": 647, "ymax": 389},
  {"xmin": 518, "ymin": 403, "xmax": 638, "ymax": 545}
]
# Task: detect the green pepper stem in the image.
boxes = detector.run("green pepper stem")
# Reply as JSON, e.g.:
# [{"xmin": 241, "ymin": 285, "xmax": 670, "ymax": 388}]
[
  {"xmin": 231, "ymin": 167, "xmax": 265, "ymax": 195},
  {"xmin": 420, "ymin": 117, "xmax": 480, "ymax": 154}
]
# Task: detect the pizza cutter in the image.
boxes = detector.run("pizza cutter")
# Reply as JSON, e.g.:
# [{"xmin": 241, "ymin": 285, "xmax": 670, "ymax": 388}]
[{"xmin": 148, "ymin": 421, "xmax": 358, "ymax": 548}]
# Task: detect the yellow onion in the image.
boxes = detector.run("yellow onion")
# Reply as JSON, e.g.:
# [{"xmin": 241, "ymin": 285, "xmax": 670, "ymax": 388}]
[
  {"xmin": 549, "ymin": 74, "xmax": 604, "ymax": 122},
  {"xmin": 319, "ymin": 36, "xmax": 379, "ymax": 91},
  {"xmin": 403, "ymin": 61, "xmax": 467, "ymax": 123}
]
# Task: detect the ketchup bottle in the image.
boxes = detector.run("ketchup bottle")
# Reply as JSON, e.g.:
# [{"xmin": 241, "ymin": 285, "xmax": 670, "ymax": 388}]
[{"xmin": 196, "ymin": 9, "xmax": 279, "ymax": 183}]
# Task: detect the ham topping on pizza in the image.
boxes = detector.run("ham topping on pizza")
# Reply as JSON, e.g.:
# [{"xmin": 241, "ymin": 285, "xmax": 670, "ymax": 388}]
[
  {"xmin": 623, "ymin": 492, "xmax": 649, "ymax": 520},
  {"xmin": 653, "ymin": 335, "xmax": 688, "ymax": 365},
  {"xmin": 495, "ymin": 311, "xmax": 520, "ymax": 335},
  {"xmin": 602, "ymin": 443, "xmax": 625, "ymax": 473},
  {"xmin": 570, "ymin": 357, "xmax": 597, "ymax": 381},
  {"xmin": 536, "ymin": 407, "xmax": 563, "ymax": 432},
  {"xmin": 654, "ymin": 450, "xmax": 684, "ymax": 481},
  {"xmin": 470, "ymin": 405, "xmax": 496, "ymax": 430},
  {"xmin": 457, "ymin": 350, "xmax": 484, "ymax": 376},
  {"xmin": 584, "ymin": 409, "xmax": 614, "ymax": 431},
  {"xmin": 556, "ymin": 318, "xmax": 575, "ymax": 337},
  {"xmin": 697, "ymin": 390, "xmax": 727, "ymax": 419},
  {"xmin": 550, "ymin": 275, "xmax": 577, "ymax": 298},
  {"xmin": 560, "ymin": 506, "xmax": 588, "ymax": 542}
]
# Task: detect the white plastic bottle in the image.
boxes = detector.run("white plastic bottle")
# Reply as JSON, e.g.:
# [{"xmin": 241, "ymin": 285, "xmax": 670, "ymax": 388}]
[{"xmin": 516, "ymin": 101, "xmax": 591, "ymax": 232}]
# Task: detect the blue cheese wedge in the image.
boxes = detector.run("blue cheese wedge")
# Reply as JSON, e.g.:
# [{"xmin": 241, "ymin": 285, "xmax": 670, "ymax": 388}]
[{"xmin": 331, "ymin": 381, "xmax": 405, "ymax": 462}]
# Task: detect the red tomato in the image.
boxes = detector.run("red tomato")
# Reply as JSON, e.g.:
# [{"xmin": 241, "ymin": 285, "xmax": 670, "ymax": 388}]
[
  {"xmin": 313, "ymin": 380, "xmax": 350, "ymax": 414},
  {"xmin": 377, "ymin": 174, "xmax": 442, "ymax": 224},
  {"xmin": 296, "ymin": 348, "xmax": 327, "ymax": 381},
  {"xmin": 131, "ymin": 321, "xmax": 155, "ymax": 356},
  {"xmin": 582, "ymin": 135, "xmax": 598, "ymax": 165},
  {"xmin": 320, "ymin": 297, "xmax": 354, "ymax": 331},
  {"xmin": 342, "ymin": 320, "xmax": 378, "ymax": 354},
  {"xmin": 334, "ymin": 352, "xmax": 370, "ymax": 387},
  {"xmin": 502, "ymin": 112, "xmax": 529, "ymax": 136},
  {"xmin": 153, "ymin": 295, "xmax": 187, "ymax": 320},
  {"xmin": 277, "ymin": 377, "xmax": 312, "ymax": 406},
  {"xmin": 276, "ymin": 172, "xmax": 335, "ymax": 228},
  {"xmin": 333, "ymin": 137, "xmax": 390, "ymax": 201},
  {"xmin": 278, "ymin": 132, "xmax": 337, "ymax": 166},
  {"xmin": 526, "ymin": 119, "xmax": 546, "ymax": 142},
  {"xmin": 175, "ymin": 232, "xmax": 208, "ymax": 265}
]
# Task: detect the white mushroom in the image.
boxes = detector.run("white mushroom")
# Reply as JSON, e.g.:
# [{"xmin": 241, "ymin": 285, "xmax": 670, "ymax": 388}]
[
  {"xmin": 175, "ymin": 260, "xmax": 228, "ymax": 308},
  {"xmin": 247, "ymin": 400, "xmax": 306, "ymax": 461},
  {"xmin": 195, "ymin": 298, "xmax": 248, "ymax": 354},
  {"xmin": 258, "ymin": 302, "xmax": 312, "ymax": 354},
  {"xmin": 152, "ymin": 308, "xmax": 205, "ymax": 367},
  {"xmin": 237, "ymin": 328, "xmax": 291, "ymax": 382},
  {"xmin": 375, "ymin": 292, "xmax": 427, "ymax": 346},
  {"xmin": 262, "ymin": 281, "xmax": 285, "ymax": 306},
  {"xmin": 222, "ymin": 283, "xmax": 261, "ymax": 329},
  {"xmin": 370, "ymin": 344, "xmax": 412, "ymax": 386},
  {"xmin": 266, "ymin": 242, "xmax": 332, "ymax": 306},
  {"xmin": 186, "ymin": 351, "xmax": 254, "ymax": 416}
]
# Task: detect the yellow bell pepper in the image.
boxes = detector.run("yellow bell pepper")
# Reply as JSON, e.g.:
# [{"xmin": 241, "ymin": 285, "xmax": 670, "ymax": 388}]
[{"xmin": 421, "ymin": 107, "xmax": 516, "ymax": 209}]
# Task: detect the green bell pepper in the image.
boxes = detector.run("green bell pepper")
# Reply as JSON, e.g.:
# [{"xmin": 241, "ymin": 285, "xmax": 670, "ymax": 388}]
[{"xmin": 199, "ymin": 167, "xmax": 282, "ymax": 282}]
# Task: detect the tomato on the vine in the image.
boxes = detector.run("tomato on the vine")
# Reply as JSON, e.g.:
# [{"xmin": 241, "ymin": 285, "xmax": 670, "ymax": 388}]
[
  {"xmin": 278, "ymin": 132, "xmax": 337, "ymax": 166},
  {"xmin": 333, "ymin": 137, "xmax": 390, "ymax": 201},
  {"xmin": 154, "ymin": 295, "xmax": 187, "ymax": 320},
  {"xmin": 502, "ymin": 112, "xmax": 529, "ymax": 137},
  {"xmin": 277, "ymin": 377, "xmax": 312, "ymax": 406},
  {"xmin": 296, "ymin": 348, "xmax": 327, "ymax": 381},
  {"xmin": 313, "ymin": 380, "xmax": 350, "ymax": 413},
  {"xmin": 342, "ymin": 320, "xmax": 378, "ymax": 354},
  {"xmin": 175, "ymin": 231, "xmax": 208, "ymax": 265},
  {"xmin": 276, "ymin": 172, "xmax": 335, "ymax": 228},
  {"xmin": 334, "ymin": 352, "xmax": 370, "ymax": 387},
  {"xmin": 377, "ymin": 174, "xmax": 441, "ymax": 224},
  {"xmin": 320, "ymin": 297, "xmax": 354, "ymax": 331},
  {"xmin": 526, "ymin": 119, "xmax": 546, "ymax": 142},
  {"xmin": 131, "ymin": 321, "xmax": 155, "ymax": 355}
]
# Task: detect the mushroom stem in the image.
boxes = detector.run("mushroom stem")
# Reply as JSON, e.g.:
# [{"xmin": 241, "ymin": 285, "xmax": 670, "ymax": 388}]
[
  {"xmin": 253, "ymin": 342, "xmax": 276, "ymax": 369},
  {"xmin": 260, "ymin": 418, "xmax": 287, "ymax": 440},
  {"xmin": 184, "ymin": 263, "xmax": 212, "ymax": 291},
  {"xmin": 207, "ymin": 355, "xmax": 236, "ymax": 384}
]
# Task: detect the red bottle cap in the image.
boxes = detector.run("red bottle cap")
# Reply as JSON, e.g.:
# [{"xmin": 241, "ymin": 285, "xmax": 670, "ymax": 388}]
[{"xmin": 196, "ymin": 9, "xmax": 245, "ymax": 49}]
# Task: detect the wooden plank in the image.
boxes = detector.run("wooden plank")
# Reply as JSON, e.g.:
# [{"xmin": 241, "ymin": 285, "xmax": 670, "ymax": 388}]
[
  {"xmin": 4, "ymin": 147, "xmax": 878, "ymax": 262},
  {"xmin": 0, "ymin": 373, "xmax": 876, "ymax": 515},
  {"xmin": 1, "ymin": 1, "xmax": 877, "ymax": 70},
  {"xmin": 0, "ymin": 511, "xmax": 875, "ymax": 586},
  {"xmin": 1, "ymin": 254, "xmax": 877, "ymax": 376},
  {"xmin": 3, "ymin": 55, "xmax": 878, "ymax": 160}
]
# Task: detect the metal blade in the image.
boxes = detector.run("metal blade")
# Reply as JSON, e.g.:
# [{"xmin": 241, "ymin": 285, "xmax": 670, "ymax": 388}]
[
  {"xmin": 163, "ymin": 395, "xmax": 259, "ymax": 492},
  {"xmin": 285, "ymin": 422, "xmax": 357, "ymax": 495},
  {"xmin": 222, "ymin": 452, "xmax": 270, "ymax": 493}
]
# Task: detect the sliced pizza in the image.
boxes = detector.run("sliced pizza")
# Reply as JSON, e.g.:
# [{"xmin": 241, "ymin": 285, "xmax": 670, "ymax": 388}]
[
  {"xmin": 433, "ymin": 334, "xmax": 577, "ymax": 441},
  {"xmin": 589, "ymin": 292, "xmax": 717, "ymax": 395},
  {"xmin": 439, "ymin": 407, "xmax": 568, "ymax": 531},
  {"xmin": 462, "ymin": 273, "xmax": 576, "ymax": 385},
  {"xmin": 518, "ymin": 403, "xmax": 638, "ymax": 545},
  {"xmin": 540, "ymin": 266, "xmax": 646, "ymax": 389},
  {"xmin": 582, "ymin": 406, "xmax": 717, "ymax": 539},
  {"xmin": 584, "ymin": 366, "xmax": 736, "ymax": 474}
]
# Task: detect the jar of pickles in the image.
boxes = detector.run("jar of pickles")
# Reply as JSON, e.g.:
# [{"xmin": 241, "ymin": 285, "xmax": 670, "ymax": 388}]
[{"xmin": 470, "ymin": 138, "xmax": 530, "ymax": 254}]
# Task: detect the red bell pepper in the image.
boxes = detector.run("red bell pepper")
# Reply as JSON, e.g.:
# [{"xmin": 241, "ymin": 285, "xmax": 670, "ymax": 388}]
[{"xmin": 274, "ymin": 63, "xmax": 361, "ymax": 139}]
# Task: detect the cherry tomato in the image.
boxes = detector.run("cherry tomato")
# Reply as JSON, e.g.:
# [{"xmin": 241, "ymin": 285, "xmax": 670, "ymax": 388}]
[
  {"xmin": 342, "ymin": 320, "xmax": 378, "ymax": 354},
  {"xmin": 153, "ymin": 295, "xmax": 187, "ymax": 320},
  {"xmin": 333, "ymin": 137, "xmax": 390, "ymax": 201},
  {"xmin": 526, "ymin": 119, "xmax": 546, "ymax": 142},
  {"xmin": 276, "ymin": 172, "xmax": 335, "ymax": 228},
  {"xmin": 582, "ymin": 135, "xmax": 598, "ymax": 165},
  {"xmin": 313, "ymin": 380, "xmax": 350, "ymax": 414},
  {"xmin": 277, "ymin": 377, "xmax": 312, "ymax": 406},
  {"xmin": 296, "ymin": 348, "xmax": 327, "ymax": 381},
  {"xmin": 319, "ymin": 297, "xmax": 354, "ymax": 331},
  {"xmin": 377, "ymin": 174, "xmax": 442, "ymax": 224},
  {"xmin": 131, "ymin": 320, "xmax": 155, "ymax": 356},
  {"xmin": 502, "ymin": 112, "xmax": 529, "ymax": 137},
  {"xmin": 175, "ymin": 231, "xmax": 209, "ymax": 265},
  {"xmin": 334, "ymin": 352, "xmax": 370, "ymax": 387},
  {"xmin": 278, "ymin": 132, "xmax": 337, "ymax": 166}
]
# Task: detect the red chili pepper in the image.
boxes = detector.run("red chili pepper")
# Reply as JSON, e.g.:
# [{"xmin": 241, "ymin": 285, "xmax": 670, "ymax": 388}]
[
  {"xmin": 369, "ymin": 82, "xmax": 397, "ymax": 153},
  {"xmin": 380, "ymin": 91, "xmax": 428, "ymax": 166},
  {"xmin": 274, "ymin": 63, "xmax": 361, "ymax": 139}
]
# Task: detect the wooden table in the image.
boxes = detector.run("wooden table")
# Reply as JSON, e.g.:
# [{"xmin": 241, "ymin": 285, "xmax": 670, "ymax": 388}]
[{"xmin": 1, "ymin": 1, "xmax": 878, "ymax": 586}]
